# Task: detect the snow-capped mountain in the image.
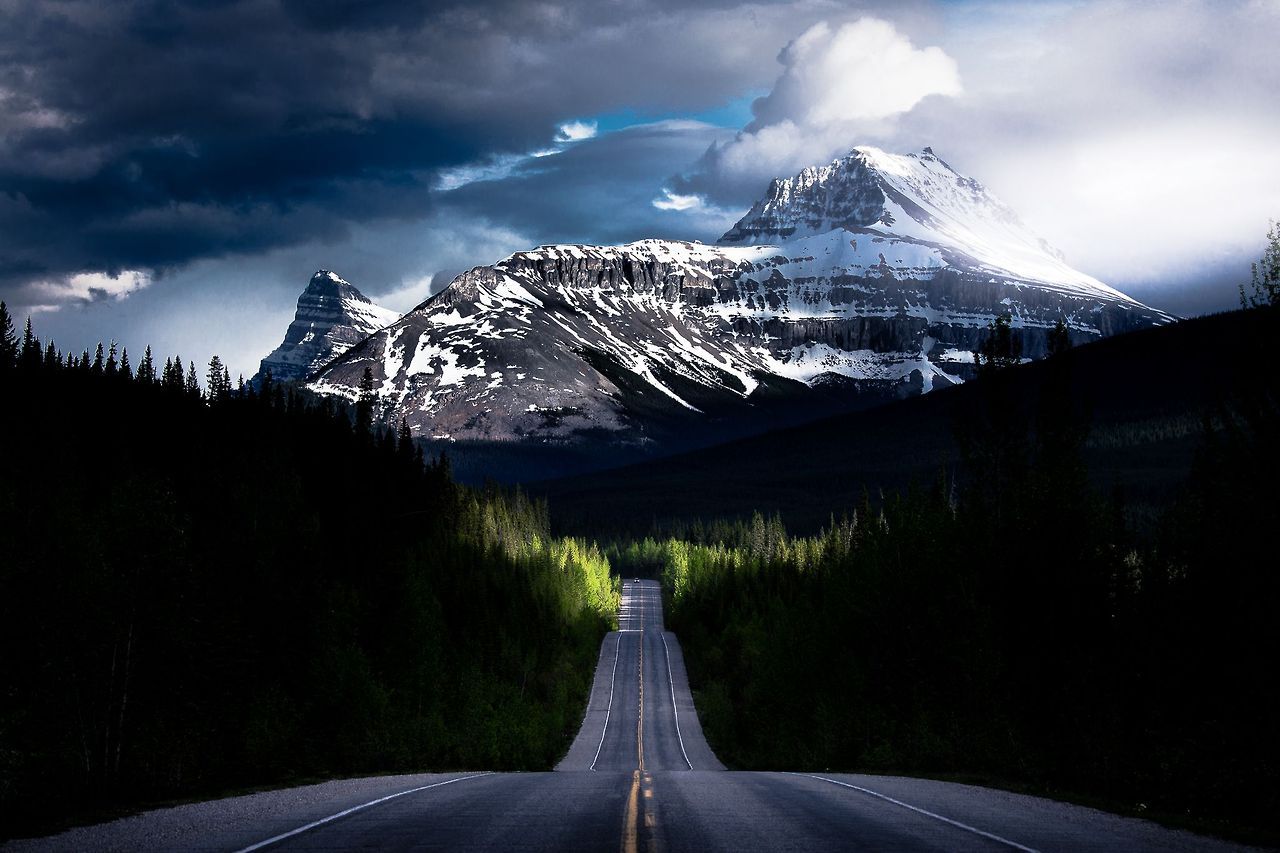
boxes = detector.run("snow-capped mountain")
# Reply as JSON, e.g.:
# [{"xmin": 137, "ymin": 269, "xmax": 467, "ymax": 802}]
[
  {"xmin": 300, "ymin": 147, "xmax": 1172, "ymax": 448},
  {"xmin": 721, "ymin": 146, "xmax": 1133, "ymax": 302},
  {"xmin": 255, "ymin": 271, "xmax": 399, "ymax": 383}
]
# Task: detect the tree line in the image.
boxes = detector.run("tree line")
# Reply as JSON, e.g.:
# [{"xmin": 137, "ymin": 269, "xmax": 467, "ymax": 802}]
[{"xmin": 0, "ymin": 306, "xmax": 619, "ymax": 838}]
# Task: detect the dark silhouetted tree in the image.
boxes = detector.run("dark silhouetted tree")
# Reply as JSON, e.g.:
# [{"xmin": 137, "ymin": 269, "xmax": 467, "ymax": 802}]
[
  {"xmin": 185, "ymin": 360, "xmax": 200, "ymax": 398},
  {"xmin": 137, "ymin": 346, "xmax": 156, "ymax": 385},
  {"xmin": 207, "ymin": 356, "xmax": 229, "ymax": 402},
  {"xmin": 974, "ymin": 313, "xmax": 1021, "ymax": 376},
  {"xmin": 0, "ymin": 302, "xmax": 17, "ymax": 372},
  {"xmin": 397, "ymin": 417, "xmax": 414, "ymax": 464},
  {"xmin": 1047, "ymin": 318, "xmax": 1072, "ymax": 357},
  {"xmin": 20, "ymin": 318, "xmax": 41, "ymax": 369},
  {"xmin": 355, "ymin": 366, "xmax": 376, "ymax": 435},
  {"xmin": 163, "ymin": 355, "xmax": 185, "ymax": 391}
]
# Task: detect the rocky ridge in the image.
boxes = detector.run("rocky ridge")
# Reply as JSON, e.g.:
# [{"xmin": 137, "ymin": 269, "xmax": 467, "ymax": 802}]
[{"xmin": 299, "ymin": 147, "xmax": 1172, "ymax": 448}]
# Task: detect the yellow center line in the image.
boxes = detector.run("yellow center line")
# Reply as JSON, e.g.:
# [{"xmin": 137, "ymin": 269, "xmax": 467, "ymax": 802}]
[
  {"xmin": 624, "ymin": 583, "xmax": 661, "ymax": 853},
  {"xmin": 637, "ymin": 617, "xmax": 645, "ymax": 772},
  {"xmin": 622, "ymin": 769, "xmax": 641, "ymax": 853}
]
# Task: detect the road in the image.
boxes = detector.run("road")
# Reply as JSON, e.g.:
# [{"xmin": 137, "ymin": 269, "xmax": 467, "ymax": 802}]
[{"xmin": 7, "ymin": 580, "xmax": 1256, "ymax": 852}]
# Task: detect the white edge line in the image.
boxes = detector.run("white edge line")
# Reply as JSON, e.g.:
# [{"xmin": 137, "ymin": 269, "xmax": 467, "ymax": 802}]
[
  {"xmin": 788, "ymin": 773, "xmax": 1040, "ymax": 853},
  {"xmin": 590, "ymin": 631, "xmax": 623, "ymax": 771},
  {"xmin": 660, "ymin": 631, "xmax": 693, "ymax": 770},
  {"xmin": 233, "ymin": 773, "xmax": 493, "ymax": 853}
]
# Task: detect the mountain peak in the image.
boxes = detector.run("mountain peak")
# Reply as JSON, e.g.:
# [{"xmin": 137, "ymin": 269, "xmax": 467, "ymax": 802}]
[
  {"xmin": 253, "ymin": 271, "xmax": 399, "ymax": 383},
  {"xmin": 717, "ymin": 145, "xmax": 1134, "ymax": 300},
  {"xmin": 305, "ymin": 269, "xmax": 363, "ymax": 299},
  {"xmin": 310, "ymin": 269, "xmax": 346, "ymax": 285}
]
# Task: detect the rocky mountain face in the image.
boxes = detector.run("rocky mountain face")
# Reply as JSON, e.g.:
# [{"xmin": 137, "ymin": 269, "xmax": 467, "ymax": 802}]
[
  {"xmin": 297, "ymin": 146, "xmax": 1172, "ymax": 457},
  {"xmin": 255, "ymin": 271, "xmax": 399, "ymax": 383}
]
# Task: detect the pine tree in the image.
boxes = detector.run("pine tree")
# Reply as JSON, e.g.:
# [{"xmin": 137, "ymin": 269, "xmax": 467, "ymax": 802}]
[
  {"xmin": 163, "ymin": 356, "xmax": 185, "ymax": 390},
  {"xmin": 137, "ymin": 346, "xmax": 156, "ymax": 385},
  {"xmin": 1240, "ymin": 220, "xmax": 1280, "ymax": 308},
  {"xmin": 20, "ymin": 318, "xmax": 41, "ymax": 369},
  {"xmin": 974, "ymin": 313, "xmax": 1021, "ymax": 376},
  {"xmin": 259, "ymin": 369, "xmax": 274, "ymax": 403},
  {"xmin": 0, "ymin": 301, "xmax": 17, "ymax": 372},
  {"xmin": 1047, "ymin": 318, "xmax": 1072, "ymax": 358},
  {"xmin": 207, "ymin": 355, "xmax": 227, "ymax": 402},
  {"xmin": 119, "ymin": 348, "xmax": 132, "ymax": 381},
  {"xmin": 397, "ymin": 417, "xmax": 415, "ymax": 463},
  {"xmin": 91, "ymin": 342, "xmax": 105, "ymax": 374},
  {"xmin": 355, "ymin": 366, "xmax": 376, "ymax": 435},
  {"xmin": 185, "ymin": 360, "xmax": 200, "ymax": 398},
  {"xmin": 43, "ymin": 341, "xmax": 58, "ymax": 370},
  {"xmin": 105, "ymin": 341, "xmax": 119, "ymax": 376}
]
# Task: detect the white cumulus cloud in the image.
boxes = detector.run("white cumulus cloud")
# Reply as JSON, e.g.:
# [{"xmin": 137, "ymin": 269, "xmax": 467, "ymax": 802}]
[
  {"xmin": 652, "ymin": 189, "xmax": 706, "ymax": 212},
  {"xmin": 28, "ymin": 269, "xmax": 152, "ymax": 308},
  {"xmin": 556, "ymin": 119, "xmax": 598, "ymax": 142},
  {"xmin": 679, "ymin": 17, "xmax": 961, "ymax": 199}
]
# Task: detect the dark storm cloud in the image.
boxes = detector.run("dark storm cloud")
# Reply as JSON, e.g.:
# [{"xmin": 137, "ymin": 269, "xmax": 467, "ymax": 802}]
[
  {"xmin": 0, "ymin": 0, "xmax": 854, "ymax": 296},
  {"xmin": 440, "ymin": 121, "xmax": 738, "ymax": 247}
]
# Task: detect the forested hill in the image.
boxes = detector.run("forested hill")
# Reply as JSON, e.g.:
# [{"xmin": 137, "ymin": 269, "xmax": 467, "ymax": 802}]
[
  {"xmin": 606, "ymin": 304, "xmax": 1280, "ymax": 840},
  {"xmin": 0, "ymin": 307, "xmax": 618, "ymax": 838},
  {"xmin": 537, "ymin": 307, "xmax": 1279, "ymax": 535}
]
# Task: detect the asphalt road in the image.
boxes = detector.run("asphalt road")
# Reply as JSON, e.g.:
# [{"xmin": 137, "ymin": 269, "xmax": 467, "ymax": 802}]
[{"xmin": 8, "ymin": 580, "xmax": 1258, "ymax": 852}]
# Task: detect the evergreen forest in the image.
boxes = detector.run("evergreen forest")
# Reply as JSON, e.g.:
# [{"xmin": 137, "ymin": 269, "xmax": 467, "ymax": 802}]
[
  {"xmin": 613, "ymin": 309, "xmax": 1280, "ymax": 840},
  {"xmin": 0, "ymin": 306, "xmax": 618, "ymax": 837}
]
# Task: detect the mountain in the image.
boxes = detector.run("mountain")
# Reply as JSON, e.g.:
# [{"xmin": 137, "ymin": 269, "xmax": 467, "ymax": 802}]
[
  {"xmin": 254, "ymin": 271, "xmax": 399, "ymax": 383},
  {"xmin": 297, "ymin": 146, "xmax": 1171, "ymax": 463}
]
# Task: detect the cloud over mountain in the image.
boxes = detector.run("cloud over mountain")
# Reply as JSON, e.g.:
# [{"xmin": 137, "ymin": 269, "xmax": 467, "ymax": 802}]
[{"xmin": 675, "ymin": 18, "xmax": 961, "ymax": 202}]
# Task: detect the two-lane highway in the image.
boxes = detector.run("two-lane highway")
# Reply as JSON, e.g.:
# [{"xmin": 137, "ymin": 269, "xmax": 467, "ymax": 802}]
[
  {"xmin": 559, "ymin": 579, "xmax": 720, "ymax": 775},
  {"xmin": 7, "ymin": 580, "xmax": 1257, "ymax": 852}
]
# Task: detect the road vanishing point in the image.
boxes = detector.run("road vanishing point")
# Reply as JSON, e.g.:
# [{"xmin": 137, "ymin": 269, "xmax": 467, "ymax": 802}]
[{"xmin": 7, "ymin": 580, "xmax": 1257, "ymax": 852}]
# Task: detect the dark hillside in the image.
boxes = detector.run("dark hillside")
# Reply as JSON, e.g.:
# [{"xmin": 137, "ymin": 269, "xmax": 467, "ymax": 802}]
[{"xmin": 536, "ymin": 308, "xmax": 1275, "ymax": 535}]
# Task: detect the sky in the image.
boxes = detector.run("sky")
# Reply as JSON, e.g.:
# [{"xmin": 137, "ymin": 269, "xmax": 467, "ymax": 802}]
[{"xmin": 2, "ymin": 0, "xmax": 1278, "ymax": 380}]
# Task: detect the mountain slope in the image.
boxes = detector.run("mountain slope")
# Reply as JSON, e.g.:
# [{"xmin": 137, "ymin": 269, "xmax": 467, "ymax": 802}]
[
  {"xmin": 535, "ymin": 308, "xmax": 1276, "ymax": 535},
  {"xmin": 721, "ymin": 146, "xmax": 1134, "ymax": 301},
  {"xmin": 255, "ymin": 271, "xmax": 399, "ymax": 383},
  {"xmin": 301, "ymin": 146, "xmax": 1170, "ymax": 460}
]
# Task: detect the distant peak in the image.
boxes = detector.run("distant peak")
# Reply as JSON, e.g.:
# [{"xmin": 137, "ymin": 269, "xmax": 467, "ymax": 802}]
[{"xmin": 310, "ymin": 269, "xmax": 349, "ymax": 287}]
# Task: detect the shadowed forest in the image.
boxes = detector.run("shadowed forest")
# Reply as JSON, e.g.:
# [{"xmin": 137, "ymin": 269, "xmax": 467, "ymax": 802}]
[
  {"xmin": 0, "ymin": 308, "xmax": 617, "ymax": 837},
  {"xmin": 608, "ymin": 307, "xmax": 1280, "ymax": 840}
]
